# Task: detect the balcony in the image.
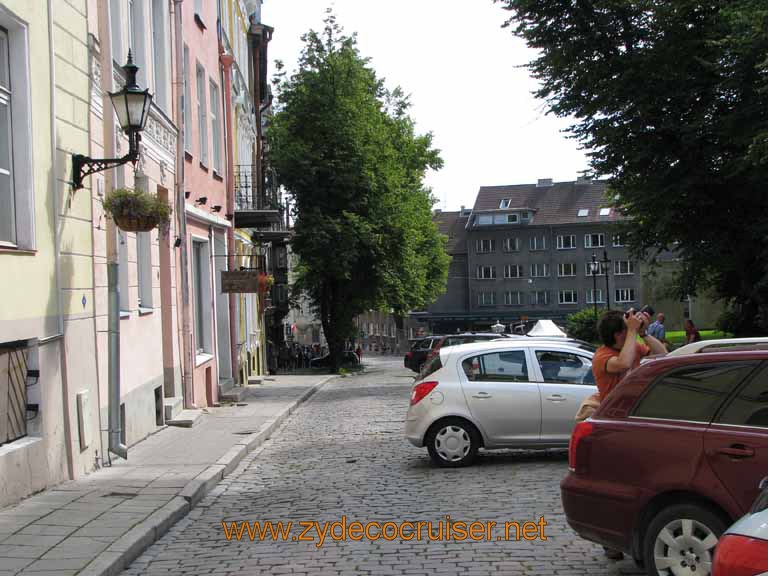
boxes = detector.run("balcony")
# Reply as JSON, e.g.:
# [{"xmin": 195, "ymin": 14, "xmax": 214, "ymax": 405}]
[{"xmin": 234, "ymin": 164, "xmax": 282, "ymax": 228}]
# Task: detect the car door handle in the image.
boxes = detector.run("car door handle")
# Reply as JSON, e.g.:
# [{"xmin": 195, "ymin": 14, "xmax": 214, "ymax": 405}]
[
  {"xmin": 546, "ymin": 394, "xmax": 566, "ymax": 402},
  {"xmin": 715, "ymin": 445, "xmax": 755, "ymax": 459},
  {"xmin": 472, "ymin": 392, "xmax": 492, "ymax": 399}
]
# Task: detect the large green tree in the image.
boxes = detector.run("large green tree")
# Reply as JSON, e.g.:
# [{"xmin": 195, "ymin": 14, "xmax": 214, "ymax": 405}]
[
  {"xmin": 270, "ymin": 13, "xmax": 449, "ymax": 368},
  {"xmin": 497, "ymin": 0, "xmax": 768, "ymax": 333}
]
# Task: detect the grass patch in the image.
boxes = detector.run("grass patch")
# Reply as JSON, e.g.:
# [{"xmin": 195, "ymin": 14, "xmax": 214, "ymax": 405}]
[{"xmin": 665, "ymin": 330, "xmax": 732, "ymax": 346}]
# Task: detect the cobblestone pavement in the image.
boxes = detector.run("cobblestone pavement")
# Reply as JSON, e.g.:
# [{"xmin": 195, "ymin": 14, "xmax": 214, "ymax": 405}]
[{"xmin": 123, "ymin": 357, "xmax": 640, "ymax": 576}]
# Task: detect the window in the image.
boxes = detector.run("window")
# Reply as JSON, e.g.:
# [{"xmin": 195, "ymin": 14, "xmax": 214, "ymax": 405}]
[
  {"xmin": 558, "ymin": 262, "xmax": 576, "ymax": 277},
  {"xmin": 504, "ymin": 264, "xmax": 523, "ymax": 279},
  {"xmin": 192, "ymin": 240, "xmax": 212, "ymax": 355},
  {"xmin": 585, "ymin": 233, "xmax": 605, "ymax": 248},
  {"xmin": 210, "ymin": 81, "xmax": 221, "ymax": 173},
  {"xmin": 137, "ymin": 231, "xmax": 152, "ymax": 309},
  {"xmin": 557, "ymin": 235, "xmax": 576, "ymax": 250},
  {"xmin": 477, "ymin": 291, "xmax": 496, "ymax": 306},
  {"xmin": 536, "ymin": 351, "xmax": 593, "ymax": 385},
  {"xmin": 615, "ymin": 288, "xmax": 636, "ymax": 303},
  {"xmin": 614, "ymin": 260, "xmax": 635, "ymax": 275},
  {"xmin": 129, "ymin": 0, "xmax": 147, "ymax": 87},
  {"xmin": 504, "ymin": 291, "xmax": 523, "ymax": 306},
  {"xmin": 499, "ymin": 198, "xmax": 511, "ymax": 209},
  {"xmin": 477, "ymin": 214, "xmax": 493, "ymax": 226},
  {"xmin": 585, "ymin": 262, "xmax": 605, "ymax": 276},
  {"xmin": 559, "ymin": 290, "xmax": 577, "ymax": 305},
  {"xmin": 521, "ymin": 211, "xmax": 531, "ymax": 222},
  {"xmin": 109, "ymin": 0, "xmax": 123, "ymax": 64},
  {"xmin": 151, "ymin": 0, "xmax": 168, "ymax": 110},
  {"xmin": 577, "ymin": 209, "xmax": 589, "ymax": 217},
  {"xmin": 530, "ymin": 290, "xmax": 549, "ymax": 306},
  {"xmin": 529, "ymin": 236, "xmax": 547, "ymax": 251},
  {"xmin": 530, "ymin": 263, "xmax": 549, "ymax": 278},
  {"xmin": 502, "ymin": 237, "xmax": 519, "ymax": 252},
  {"xmin": 633, "ymin": 363, "xmax": 756, "ymax": 423},
  {"xmin": 600, "ymin": 208, "xmax": 611, "ymax": 217},
  {"xmin": 586, "ymin": 289, "xmax": 604, "ymax": 304},
  {"xmin": 493, "ymin": 213, "xmax": 518, "ymax": 224},
  {"xmin": 475, "ymin": 239, "xmax": 495, "ymax": 253},
  {"xmin": 717, "ymin": 365, "xmax": 768, "ymax": 428},
  {"xmin": 183, "ymin": 45, "xmax": 191, "ymax": 152},
  {"xmin": 194, "ymin": 0, "xmax": 203, "ymax": 20},
  {"xmin": 196, "ymin": 63, "xmax": 208, "ymax": 165},
  {"xmin": 0, "ymin": 21, "xmax": 33, "ymax": 248},
  {"xmin": 462, "ymin": 350, "xmax": 529, "ymax": 382},
  {"xmin": 612, "ymin": 234, "xmax": 625, "ymax": 247},
  {"xmin": 476, "ymin": 265, "xmax": 496, "ymax": 280}
]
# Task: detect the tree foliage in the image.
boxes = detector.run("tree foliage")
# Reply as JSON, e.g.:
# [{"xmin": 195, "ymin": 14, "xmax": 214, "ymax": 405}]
[
  {"xmin": 269, "ymin": 12, "xmax": 449, "ymax": 368},
  {"xmin": 497, "ymin": 0, "xmax": 768, "ymax": 333}
]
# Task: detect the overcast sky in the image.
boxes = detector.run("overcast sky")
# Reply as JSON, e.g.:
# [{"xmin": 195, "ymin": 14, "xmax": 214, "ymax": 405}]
[{"xmin": 262, "ymin": 0, "xmax": 590, "ymax": 212}]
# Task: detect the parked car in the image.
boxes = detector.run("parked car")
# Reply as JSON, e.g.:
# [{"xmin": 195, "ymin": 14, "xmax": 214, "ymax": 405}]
[
  {"xmin": 403, "ymin": 335, "xmax": 443, "ymax": 373},
  {"xmin": 561, "ymin": 350, "xmax": 768, "ymax": 575},
  {"xmin": 667, "ymin": 337, "xmax": 768, "ymax": 356},
  {"xmin": 423, "ymin": 332, "xmax": 516, "ymax": 365},
  {"xmin": 309, "ymin": 351, "xmax": 360, "ymax": 368},
  {"xmin": 405, "ymin": 338, "xmax": 597, "ymax": 467},
  {"xmin": 713, "ymin": 476, "xmax": 768, "ymax": 576}
]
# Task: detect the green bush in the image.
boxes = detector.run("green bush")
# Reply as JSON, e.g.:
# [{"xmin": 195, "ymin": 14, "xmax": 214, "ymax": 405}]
[{"xmin": 566, "ymin": 308, "xmax": 600, "ymax": 343}]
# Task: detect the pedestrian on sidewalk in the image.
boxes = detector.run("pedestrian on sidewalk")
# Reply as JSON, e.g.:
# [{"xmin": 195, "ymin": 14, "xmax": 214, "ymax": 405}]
[
  {"xmin": 355, "ymin": 345, "xmax": 362, "ymax": 362},
  {"xmin": 647, "ymin": 312, "xmax": 669, "ymax": 347},
  {"xmin": 684, "ymin": 318, "xmax": 702, "ymax": 344}
]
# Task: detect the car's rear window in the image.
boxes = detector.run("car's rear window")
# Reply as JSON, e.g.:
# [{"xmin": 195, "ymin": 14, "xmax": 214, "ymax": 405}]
[
  {"xmin": 632, "ymin": 362, "xmax": 757, "ymax": 423},
  {"xmin": 420, "ymin": 354, "xmax": 442, "ymax": 379}
]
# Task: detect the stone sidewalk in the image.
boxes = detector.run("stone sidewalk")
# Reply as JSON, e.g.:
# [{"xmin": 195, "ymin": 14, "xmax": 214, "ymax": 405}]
[{"xmin": 0, "ymin": 373, "xmax": 336, "ymax": 576}]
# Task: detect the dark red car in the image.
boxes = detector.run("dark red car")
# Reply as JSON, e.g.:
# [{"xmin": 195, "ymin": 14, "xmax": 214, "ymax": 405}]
[{"xmin": 561, "ymin": 350, "xmax": 768, "ymax": 575}]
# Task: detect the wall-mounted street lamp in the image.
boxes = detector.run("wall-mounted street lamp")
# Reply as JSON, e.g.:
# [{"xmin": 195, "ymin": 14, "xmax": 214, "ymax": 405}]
[
  {"xmin": 72, "ymin": 51, "xmax": 152, "ymax": 190},
  {"xmin": 600, "ymin": 249, "xmax": 612, "ymax": 310},
  {"xmin": 589, "ymin": 253, "xmax": 600, "ymax": 322}
]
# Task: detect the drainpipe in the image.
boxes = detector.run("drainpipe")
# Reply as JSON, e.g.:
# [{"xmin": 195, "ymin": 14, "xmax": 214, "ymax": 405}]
[
  {"xmin": 98, "ymin": 0, "xmax": 127, "ymax": 459},
  {"xmin": 219, "ymin": 51, "xmax": 238, "ymax": 383},
  {"xmin": 172, "ymin": 0, "xmax": 194, "ymax": 408},
  {"xmin": 47, "ymin": 0, "xmax": 76, "ymax": 478}
]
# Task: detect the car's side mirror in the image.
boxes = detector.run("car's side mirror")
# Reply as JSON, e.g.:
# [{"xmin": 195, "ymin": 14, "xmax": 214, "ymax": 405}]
[{"xmin": 759, "ymin": 476, "xmax": 768, "ymax": 491}]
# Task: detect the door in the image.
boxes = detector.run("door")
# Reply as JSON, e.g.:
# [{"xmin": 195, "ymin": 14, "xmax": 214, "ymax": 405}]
[
  {"xmin": 534, "ymin": 349, "xmax": 596, "ymax": 444},
  {"xmin": 459, "ymin": 348, "xmax": 541, "ymax": 447},
  {"xmin": 705, "ymin": 363, "xmax": 768, "ymax": 513}
]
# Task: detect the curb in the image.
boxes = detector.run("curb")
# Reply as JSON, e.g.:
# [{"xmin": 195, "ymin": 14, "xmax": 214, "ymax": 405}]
[{"xmin": 80, "ymin": 374, "xmax": 335, "ymax": 576}]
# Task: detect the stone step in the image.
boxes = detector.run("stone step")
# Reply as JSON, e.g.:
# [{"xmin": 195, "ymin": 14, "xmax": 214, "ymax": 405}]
[
  {"xmin": 163, "ymin": 396, "xmax": 183, "ymax": 422},
  {"xmin": 166, "ymin": 409, "xmax": 202, "ymax": 428},
  {"xmin": 219, "ymin": 386, "xmax": 246, "ymax": 402}
]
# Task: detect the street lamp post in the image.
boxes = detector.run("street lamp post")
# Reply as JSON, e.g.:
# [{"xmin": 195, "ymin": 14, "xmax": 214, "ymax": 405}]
[
  {"xmin": 589, "ymin": 253, "xmax": 599, "ymax": 322},
  {"xmin": 600, "ymin": 249, "xmax": 612, "ymax": 310}
]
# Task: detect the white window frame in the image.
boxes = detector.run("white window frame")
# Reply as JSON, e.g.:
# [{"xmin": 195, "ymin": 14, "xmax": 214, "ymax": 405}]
[
  {"xmin": 477, "ymin": 214, "xmax": 492, "ymax": 226},
  {"xmin": 129, "ymin": 0, "xmax": 147, "ymax": 87},
  {"xmin": 502, "ymin": 237, "xmax": 519, "ymax": 252},
  {"xmin": 504, "ymin": 264, "xmax": 523, "ymax": 279},
  {"xmin": 577, "ymin": 209, "xmax": 589, "ymax": 217},
  {"xmin": 614, "ymin": 260, "xmax": 635, "ymax": 275},
  {"xmin": 0, "ymin": 16, "xmax": 34, "ymax": 249},
  {"xmin": 151, "ymin": 0, "xmax": 169, "ymax": 111},
  {"xmin": 192, "ymin": 238, "xmax": 213, "ymax": 358},
  {"xmin": 504, "ymin": 291, "xmax": 522, "ymax": 306},
  {"xmin": 557, "ymin": 262, "xmax": 576, "ymax": 277},
  {"xmin": 600, "ymin": 208, "xmax": 611, "ymax": 216},
  {"xmin": 585, "ymin": 262, "xmax": 606, "ymax": 276},
  {"xmin": 521, "ymin": 211, "xmax": 531, "ymax": 222},
  {"xmin": 529, "ymin": 236, "xmax": 547, "ymax": 251},
  {"xmin": 557, "ymin": 234, "xmax": 576, "ymax": 250},
  {"xmin": 183, "ymin": 44, "xmax": 192, "ymax": 153},
  {"xmin": 586, "ymin": 289, "xmax": 605, "ymax": 304},
  {"xmin": 530, "ymin": 290, "xmax": 549, "ymax": 306},
  {"xmin": 612, "ymin": 234, "xmax": 625, "ymax": 247},
  {"xmin": 499, "ymin": 198, "xmax": 511, "ymax": 209},
  {"xmin": 558, "ymin": 290, "xmax": 578, "ymax": 305},
  {"xmin": 209, "ymin": 80, "xmax": 221, "ymax": 173},
  {"xmin": 475, "ymin": 239, "xmax": 494, "ymax": 253},
  {"xmin": 530, "ymin": 263, "xmax": 549, "ymax": 278},
  {"xmin": 476, "ymin": 265, "xmax": 496, "ymax": 280},
  {"xmin": 196, "ymin": 62, "xmax": 208, "ymax": 166},
  {"xmin": 615, "ymin": 288, "xmax": 636, "ymax": 303},
  {"xmin": 584, "ymin": 233, "xmax": 605, "ymax": 248},
  {"xmin": 109, "ymin": 0, "xmax": 123, "ymax": 64},
  {"xmin": 477, "ymin": 291, "xmax": 496, "ymax": 306}
]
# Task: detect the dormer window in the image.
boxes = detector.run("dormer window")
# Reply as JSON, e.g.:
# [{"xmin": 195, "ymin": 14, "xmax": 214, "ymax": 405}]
[
  {"xmin": 521, "ymin": 211, "xmax": 531, "ymax": 221},
  {"xmin": 499, "ymin": 198, "xmax": 511, "ymax": 209},
  {"xmin": 577, "ymin": 209, "xmax": 589, "ymax": 217},
  {"xmin": 600, "ymin": 207, "xmax": 611, "ymax": 216}
]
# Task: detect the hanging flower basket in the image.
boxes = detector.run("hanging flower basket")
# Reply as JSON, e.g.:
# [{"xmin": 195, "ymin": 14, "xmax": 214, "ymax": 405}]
[
  {"xmin": 257, "ymin": 273, "xmax": 274, "ymax": 295},
  {"xmin": 103, "ymin": 188, "xmax": 172, "ymax": 233}
]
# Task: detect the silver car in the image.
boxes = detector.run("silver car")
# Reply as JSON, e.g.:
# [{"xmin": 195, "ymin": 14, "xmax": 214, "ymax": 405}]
[{"xmin": 405, "ymin": 339, "xmax": 597, "ymax": 467}]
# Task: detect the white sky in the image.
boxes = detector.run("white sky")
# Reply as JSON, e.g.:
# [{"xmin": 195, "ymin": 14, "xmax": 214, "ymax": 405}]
[{"xmin": 262, "ymin": 0, "xmax": 590, "ymax": 212}]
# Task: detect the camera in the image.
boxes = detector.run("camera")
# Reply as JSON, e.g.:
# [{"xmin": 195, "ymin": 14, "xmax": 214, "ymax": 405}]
[{"xmin": 625, "ymin": 305, "xmax": 654, "ymax": 318}]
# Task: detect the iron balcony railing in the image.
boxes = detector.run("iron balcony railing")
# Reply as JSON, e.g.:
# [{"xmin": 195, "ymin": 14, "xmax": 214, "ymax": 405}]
[{"xmin": 234, "ymin": 164, "xmax": 280, "ymax": 212}]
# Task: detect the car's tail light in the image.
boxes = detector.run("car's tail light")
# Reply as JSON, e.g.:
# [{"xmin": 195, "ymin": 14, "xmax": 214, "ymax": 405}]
[
  {"xmin": 568, "ymin": 421, "xmax": 593, "ymax": 472},
  {"xmin": 405, "ymin": 352, "xmax": 413, "ymax": 360},
  {"xmin": 411, "ymin": 381, "xmax": 438, "ymax": 406},
  {"xmin": 713, "ymin": 534, "xmax": 768, "ymax": 576}
]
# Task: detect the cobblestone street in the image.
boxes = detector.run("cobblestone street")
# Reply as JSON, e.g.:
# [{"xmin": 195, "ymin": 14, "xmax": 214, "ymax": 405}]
[{"xmin": 123, "ymin": 357, "xmax": 638, "ymax": 575}]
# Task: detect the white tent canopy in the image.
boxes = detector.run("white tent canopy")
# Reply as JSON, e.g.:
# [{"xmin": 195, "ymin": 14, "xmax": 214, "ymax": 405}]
[{"xmin": 526, "ymin": 319, "xmax": 567, "ymax": 337}]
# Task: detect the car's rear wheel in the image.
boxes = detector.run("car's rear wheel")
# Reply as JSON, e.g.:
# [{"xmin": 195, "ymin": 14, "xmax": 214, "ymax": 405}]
[
  {"xmin": 642, "ymin": 503, "xmax": 726, "ymax": 576},
  {"xmin": 425, "ymin": 418, "xmax": 480, "ymax": 468}
]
